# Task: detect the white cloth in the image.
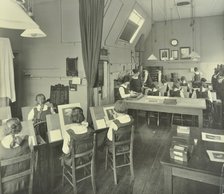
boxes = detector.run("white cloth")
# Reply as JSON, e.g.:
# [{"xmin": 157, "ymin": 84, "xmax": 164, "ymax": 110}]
[
  {"xmin": 107, "ymin": 113, "xmax": 131, "ymax": 141},
  {"xmin": 62, "ymin": 122, "xmax": 88, "ymax": 154},
  {"xmin": 0, "ymin": 38, "xmax": 15, "ymax": 102},
  {"xmin": 191, "ymin": 87, "xmax": 213, "ymax": 102},
  {"xmin": 27, "ymin": 104, "xmax": 55, "ymax": 121}
]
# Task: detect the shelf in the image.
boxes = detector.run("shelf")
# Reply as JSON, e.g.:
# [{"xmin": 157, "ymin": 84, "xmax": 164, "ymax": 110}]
[{"xmin": 148, "ymin": 60, "xmax": 200, "ymax": 64}]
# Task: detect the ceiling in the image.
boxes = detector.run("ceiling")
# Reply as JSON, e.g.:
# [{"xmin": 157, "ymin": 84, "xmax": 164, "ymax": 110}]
[{"xmin": 136, "ymin": 0, "xmax": 224, "ymax": 21}]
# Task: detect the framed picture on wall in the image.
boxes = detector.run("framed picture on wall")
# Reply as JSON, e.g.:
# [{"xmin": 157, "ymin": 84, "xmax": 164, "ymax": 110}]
[
  {"xmin": 180, "ymin": 47, "xmax": 191, "ymax": 59},
  {"xmin": 159, "ymin": 49, "xmax": 169, "ymax": 61},
  {"xmin": 171, "ymin": 50, "xmax": 179, "ymax": 60}
]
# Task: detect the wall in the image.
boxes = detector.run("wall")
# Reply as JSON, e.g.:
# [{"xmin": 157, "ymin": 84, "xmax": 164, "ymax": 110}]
[
  {"xmin": 21, "ymin": 0, "xmax": 88, "ymax": 114},
  {"xmin": 143, "ymin": 15, "xmax": 224, "ymax": 81}
]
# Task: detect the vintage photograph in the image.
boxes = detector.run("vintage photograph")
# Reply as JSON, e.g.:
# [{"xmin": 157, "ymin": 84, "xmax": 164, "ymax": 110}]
[
  {"xmin": 207, "ymin": 150, "xmax": 224, "ymax": 162},
  {"xmin": 202, "ymin": 132, "xmax": 224, "ymax": 143},
  {"xmin": 171, "ymin": 50, "xmax": 179, "ymax": 60},
  {"xmin": 159, "ymin": 49, "xmax": 169, "ymax": 61},
  {"xmin": 180, "ymin": 47, "xmax": 191, "ymax": 59},
  {"xmin": 103, "ymin": 106, "xmax": 115, "ymax": 121}
]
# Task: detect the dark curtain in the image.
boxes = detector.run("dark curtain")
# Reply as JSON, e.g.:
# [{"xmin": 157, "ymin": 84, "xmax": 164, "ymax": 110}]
[{"xmin": 79, "ymin": 0, "xmax": 104, "ymax": 122}]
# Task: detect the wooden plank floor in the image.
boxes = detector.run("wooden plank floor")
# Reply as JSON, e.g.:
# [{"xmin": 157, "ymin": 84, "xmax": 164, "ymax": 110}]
[{"xmin": 49, "ymin": 116, "xmax": 220, "ymax": 194}]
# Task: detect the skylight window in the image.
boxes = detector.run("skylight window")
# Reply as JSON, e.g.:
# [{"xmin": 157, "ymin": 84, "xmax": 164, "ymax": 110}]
[{"xmin": 119, "ymin": 9, "xmax": 145, "ymax": 44}]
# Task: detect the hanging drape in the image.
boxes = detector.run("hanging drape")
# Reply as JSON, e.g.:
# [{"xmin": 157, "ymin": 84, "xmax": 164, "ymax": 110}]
[
  {"xmin": 79, "ymin": 0, "xmax": 104, "ymax": 121},
  {"xmin": 0, "ymin": 38, "xmax": 15, "ymax": 103}
]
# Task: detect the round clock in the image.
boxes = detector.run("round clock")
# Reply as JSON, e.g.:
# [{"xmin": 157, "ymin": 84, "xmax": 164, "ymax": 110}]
[{"xmin": 170, "ymin": 39, "xmax": 178, "ymax": 46}]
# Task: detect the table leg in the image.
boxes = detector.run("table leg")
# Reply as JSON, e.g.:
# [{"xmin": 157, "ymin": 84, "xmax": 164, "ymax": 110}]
[
  {"xmin": 163, "ymin": 165, "xmax": 173, "ymax": 194},
  {"xmin": 198, "ymin": 111, "xmax": 203, "ymax": 128}
]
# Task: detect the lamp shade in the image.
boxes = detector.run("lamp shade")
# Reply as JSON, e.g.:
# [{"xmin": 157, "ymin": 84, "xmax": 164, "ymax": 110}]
[
  {"xmin": 21, "ymin": 28, "xmax": 47, "ymax": 38},
  {"xmin": 147, "ymin": 54, "xmax": 157, "ymax": 60},
  {"xmin": 0, "ymin": 0, "xmax": 39, "ymax": 29}
]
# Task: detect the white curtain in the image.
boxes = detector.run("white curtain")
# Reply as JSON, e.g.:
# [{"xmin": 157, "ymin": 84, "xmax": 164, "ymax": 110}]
[{"xmin": 0, "ymin": 38, "xmax": 15, "ymax": 102}]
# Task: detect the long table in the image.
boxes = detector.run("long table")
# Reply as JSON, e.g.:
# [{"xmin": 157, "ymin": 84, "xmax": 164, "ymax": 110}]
[
  {"xmin": 125, "ymin": 95, "xmax": 206, "ymax": 128},
  {"xmin": 160, "ymin": 127, "xmax": 224, "ymax": 194}
]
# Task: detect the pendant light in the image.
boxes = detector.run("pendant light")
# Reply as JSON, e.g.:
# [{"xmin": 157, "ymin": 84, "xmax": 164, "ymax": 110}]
[
  {"xmin": 0, "ymin": 0, "xmax": 38, "ymax": 29},
  {"xmin": 20, "ymin": 0, "xmax": 46, "ymax": 38},
  {"xmin": 189, "ymin": 0, "xmax": 200, "ymax": 61},
  {"xmin": 147, "ymin": 0, "xmax": 157, "ymax": 61}
]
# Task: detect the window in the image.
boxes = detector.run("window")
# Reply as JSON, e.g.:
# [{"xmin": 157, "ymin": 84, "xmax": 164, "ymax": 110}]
[{"xmin": 119, "ymin": 9, "xmax": 145, "ymax": 44}]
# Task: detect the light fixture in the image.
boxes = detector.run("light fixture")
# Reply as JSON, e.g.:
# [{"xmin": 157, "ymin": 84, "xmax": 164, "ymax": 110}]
[
  {"xmin": 147, "ymin": 0, "xmax": 158, "ymax": 61},
  {"xmin": 189, "ymin": 0, "xmax": 200, "ymax": 60},
  {"xmin": 20, "ymin": 0, "xmax": 47, "ymax": 38},
  {"xmin": 21, "ymin": 28, "xmax": 46, "ymax": 38},
  {"xmin": 0, "ymin": 0, "xmax": 38, "ymax": 29}
]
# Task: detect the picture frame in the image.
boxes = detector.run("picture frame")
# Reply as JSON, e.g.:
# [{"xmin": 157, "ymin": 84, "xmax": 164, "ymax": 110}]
[
  {"xmin": 103, "ymin": 106, "xmax": 115, "ymax": 121},
  {"xmin": 58, "ymin": 103, "xmax": 81, "ymax": 137},
  {"xmin": 180, "ymin": 47, "xmax": 191, "ymax": 59},
  {"xmin": 171, "ymin": 50, "xmax": 179, "ymax": 60},
  {"xmin": 159, "ymin": 49, "xmax": 169, "ymax": 61}
]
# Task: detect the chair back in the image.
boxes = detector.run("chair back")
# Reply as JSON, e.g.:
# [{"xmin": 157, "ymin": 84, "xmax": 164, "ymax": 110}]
[
  {"xmin": 0, "ymin": 151, "xmax": 34, "ymax": 194},
  {"xmin": 112, "ymin": 124, "xmax": 134, "ymax": 153},
  {"xmin": 21, "ymin": 107, "xmax": 33, "ymax": 121},
  {"xmin": 67, "ymin": 130, "xmax": 96, "ymax": 168},
  {"xmin": 0, "ymin": 107, "xmax": 11, "ymax": 125}
]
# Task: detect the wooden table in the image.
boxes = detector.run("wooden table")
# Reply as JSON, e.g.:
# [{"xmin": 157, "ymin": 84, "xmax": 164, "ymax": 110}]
[
  {"xmin": 125, "ymin": 95, "xmax": 206, "ymax": 128},
  {"xmin": 160, "ymin": 127, "xmax": 224, "ymax": 194}
]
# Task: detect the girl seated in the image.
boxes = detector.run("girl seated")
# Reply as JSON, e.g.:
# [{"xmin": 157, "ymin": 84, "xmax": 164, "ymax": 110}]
[
  {"xmin": 28, "ymin": 93, "xmax": 55, "ymax": 141},
  {"xmin": 168, "ymin": 81, "xmax": 184, "ymax": 98},
  {"xmin": 0, "ymin": 118, "xmax": 33, "ymax": 194},
  {"xmin": 118, "ymin": 75, "xmax": 137, "ymax": 99},
  {"xmin": 62, "ymin": 107, "xmax": 93, "ymax": 166},
  {"xmin": 130, "ymin": 69, "xmax": 142, "ymax": 93},
  {"xmin": 146, "ymin": 83, "xmax": 160, "ymax": 96},
  {"xmin": 191, "ymin": 78, "xmax": 213, "ymax": 102},
  {"xmin": 107, "ymin": 100, "xmax": 134, "ymax": 144}
]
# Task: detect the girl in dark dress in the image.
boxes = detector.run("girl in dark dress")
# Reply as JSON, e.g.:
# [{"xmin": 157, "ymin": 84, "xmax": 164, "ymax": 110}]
[{"xmin": 0, "ymin": 118, "xmax": 32, "ymax": 194}]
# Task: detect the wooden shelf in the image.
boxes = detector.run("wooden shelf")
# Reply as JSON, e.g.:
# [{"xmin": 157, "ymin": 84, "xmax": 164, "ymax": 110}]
[{"xmin": 148, "ymin": 60, "xmax": 200, "ymax": 64}]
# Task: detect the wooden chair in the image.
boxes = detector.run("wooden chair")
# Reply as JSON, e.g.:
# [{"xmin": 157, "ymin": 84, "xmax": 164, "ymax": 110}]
[
  {"xmin": 0, "ymin": 152, "xmax": 35, "ymax": 194},
  {"xmin": 62, "ymin": 132, "xmax": 96, "ymax": 194},
  {"xmin": 220, "ymin": 163, "xmax": 224, "ymax": 194},
  {"xmin": 105, "ymin": 125, "xmax": 134, "ymax": 185}
]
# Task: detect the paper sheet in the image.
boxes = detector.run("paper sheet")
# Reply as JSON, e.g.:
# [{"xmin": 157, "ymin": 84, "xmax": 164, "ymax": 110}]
[
  {"xmin": 202, "ymin": 132, "xmax": 224, "ymax": 143},
  {"xmin": 48, "ymin": 129, "xmax": 63, "ymax": 142},
  {"xmin": 96, "ymin": 119, "xmax": 107, "ymax": 130},
  {"xmin": 206, "ymin": 150, "xmax": 224, "ymax": 162},
  {"xmin": 72, "ymin": 77, "xmax": 81, "ymax": 84},
  {"xmin": 177, "ymin": 126, "xmax": 190, "ymax": 134}
]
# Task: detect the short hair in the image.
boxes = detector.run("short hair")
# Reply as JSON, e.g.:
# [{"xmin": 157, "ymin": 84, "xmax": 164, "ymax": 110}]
[
  {"xmin": 201, "ymin": 78, "xmax": 207, "ymax": 82},
  {"xmin": 132, "ymin": 69, "xmax": 139, "ymax": 74},
  {"xmin": 71, "ymin": 107, "xmax": 85, "ymax": 123},
  {"xmin": 35, "ymin": 93, "xmax": 46, "ymax": 101},
  {"xmin": 180, "ymin": 76, "xmax": 186, "ymax": 81},
  {"xmin": 114, "ymin": 100, "xmax": 127, "ymax": 114},
  {"xmin": 122, "ymin": 75, "xmax": 130, "ymax": 84},
  {"xmin": 194, "ymin": 67, "xmax": 198, "ymax": 72},
  {"xmin": 5, "ymin": 118, "xmax": 22, "ymax": 135}
]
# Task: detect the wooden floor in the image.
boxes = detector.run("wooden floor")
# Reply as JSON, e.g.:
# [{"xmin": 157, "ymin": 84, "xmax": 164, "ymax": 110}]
[{"xmin": 46, "ymin": 116, "xmax": 219, "ymax": 194}]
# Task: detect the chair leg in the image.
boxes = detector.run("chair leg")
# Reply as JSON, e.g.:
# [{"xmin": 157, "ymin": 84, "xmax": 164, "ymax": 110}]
[
  {"xmin": 105, "ymin": 147, "xmax": 108, "ymax": 170},
  {"xmin": 91, "ymin": 162, "xmax": 96, "ymax": 194},
  {"xmin": 157, "ymin": 113, "xmax": 160, "ymax": 126},
  {"xmin": 130, "ymin": 154, "xmax": 134, "ymax": 181},
  {"xmin": 62, "ymin": 167, "xmax": 65, "ymax": 187},
  {"xmin": 171, "ymin": 114, "xmax": 174, "ymax": 125},
  {"xmin": 72, "ymin": 168, "xmax": 77, "ymax": 194},
  {"xmin": 112, "ymin": 154, "xmax": 117, "ymax": 185}
]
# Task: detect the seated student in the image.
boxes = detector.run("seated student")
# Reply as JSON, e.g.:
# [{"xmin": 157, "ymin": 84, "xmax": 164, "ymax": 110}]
[
  {"xmin": 192, "ymin": 67, "xmax": 202, "ymax": 88},
  {"xmin": 107, "ymin": 100, "xmax": 134, "ymax": 143},
  {"xmin": 180, "ymin": 76, "xmax": 189, "ymax": 86},
  {"xmin": 168, "ymin": 81, "xmax": 184, "ymax": 98},
  {"xmin": 159, "ymin": 78, "xmax": 169, "ymax": 96},
  {"xmin": 28, "ymin": 93, "xmax": 55, "ymax": 141},
  {"xmin": 118, "ymin": 75, "xmax": 137, "ymax": 99},
  {"xmin": 146, "ymin": 83, "xmax": 160, "ymax": 96},
  {"xmin": 130, "ymin": 69, "xmax": 142, "ymax": 93},
  {"xmin": 191, "ymin": 78, "xmax": 213, "ymax": 102},
  {"xmin": 62, "ymin": 107, "xmax": 93, "ymax": 166},
  {"xmin": 0, "ymin": 118, "xmax": 33, "ymax": 194}
]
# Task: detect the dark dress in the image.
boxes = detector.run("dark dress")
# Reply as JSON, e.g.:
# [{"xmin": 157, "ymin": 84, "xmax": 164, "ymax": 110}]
[
  {"xmin": 0, "ymin": 136, "xmax": 30, "ymax": 194},
  {"xmin": 130, "ymin": 78, "xmax": 142, "ymax": 93},
  {"xmin": 170, "ymin": 89, "xmax": 181, "ymax": 97}
]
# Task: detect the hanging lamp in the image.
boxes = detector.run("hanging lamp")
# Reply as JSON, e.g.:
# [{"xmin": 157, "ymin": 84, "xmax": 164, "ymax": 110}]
[
  {"xmin": 20, "ymin": 0, "xmax": 46, "ymax": 38},
  {"xmin": 0, "ymin": 0, "xmax": 39, "ymax": 29},
  {"xmin": 189, "ymin": 0, "xmax": 200, "ymax": 61},
  {"xmin": 147, "ymin": 0, "xmax": 157, "ymax": 61}
]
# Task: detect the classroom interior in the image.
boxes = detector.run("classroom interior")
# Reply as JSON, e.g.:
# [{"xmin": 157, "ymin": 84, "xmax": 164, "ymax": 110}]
[{"xmin": 0, "ymin": 0, "xmax": 224, "ymax": 194}]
